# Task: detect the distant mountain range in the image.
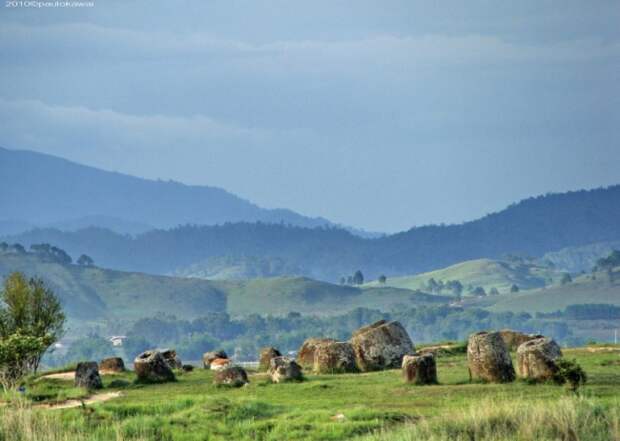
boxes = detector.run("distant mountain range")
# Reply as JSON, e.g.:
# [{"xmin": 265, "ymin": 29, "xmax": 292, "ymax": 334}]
[
  {"xmin": 0, "ymin": 147, "xmax": 345, "ymax": 234},
  {"xmin": 3, "ymin": 185, "xmax": 620, "ymax": 281},
  {"xmin": 2, "ymin": 147, "xmax": 619, "ymax": 280}
]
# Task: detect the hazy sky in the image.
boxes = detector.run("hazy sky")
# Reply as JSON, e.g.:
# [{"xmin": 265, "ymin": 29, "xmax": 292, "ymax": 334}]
[{"xmin": 1, "ymin": 1, "xmax": 619, "ymax": 232}]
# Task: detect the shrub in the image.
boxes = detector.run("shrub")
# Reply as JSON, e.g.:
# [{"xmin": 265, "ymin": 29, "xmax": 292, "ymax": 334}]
[{"xmin": 552, "ymin": 359, "xmax": 587, "ymax": 392}]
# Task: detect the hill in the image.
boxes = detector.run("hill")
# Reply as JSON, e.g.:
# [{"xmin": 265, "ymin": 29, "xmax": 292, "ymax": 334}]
[
  {"xmin": 365, "ymin": 258, "xmax": 562, "ymax": 295},
  {"xmin": 0, "ymin": 250, "xmax": 227, "ymax": 321},
  {"xmin": 542, "ymin": 240, "xmax": 620, "ymax": 273},
  {"xmin": 3, "ymin": 147, "xmax": 620, "ymax": 280},
  {"xmin": 482, "ymin": 268, "xmax": 620, "ymax": 313},
  {"xmin": 0, "ymin": 147, "xmax": 333, "ymax": 233},
  {"xmin": 172, "ymin": 255, "xmax": 304, "ymax": 280},
  {"xmin": 5, "ymin": 181, "xmax": 619, "ymax": 282},
  {"xmin": 224, "ymin": 277, "xmax": 449, "ymax": 316},
  {"xmin": 0, "ymin": 249, "xmax": 445, "ymax": 325}
]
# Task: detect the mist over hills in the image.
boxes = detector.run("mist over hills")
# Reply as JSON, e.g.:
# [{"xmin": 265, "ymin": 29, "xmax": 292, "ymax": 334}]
[{"xmin": 4, "ymin": 184, "xmax": 620, "ymax": 281}]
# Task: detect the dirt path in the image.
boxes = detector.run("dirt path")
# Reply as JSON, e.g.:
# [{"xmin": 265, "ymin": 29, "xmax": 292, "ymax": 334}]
[
  {"xmin": 40, "ymin": 369, "xmax": 121, "ymax": 381},
  {"xmin": 40, "ymin": 371, "xmax": 75, "ymax": 380},
  {"xmin": 0, "ymin": 391, "xmax": 122, "ymax": 410},
  {"xmin": 585, "ymin": 346, "xmax": 620, "ymax": 353},
  {"xmin": 36, "ymin": 391, "xmax": 122, "ymax": 410}
]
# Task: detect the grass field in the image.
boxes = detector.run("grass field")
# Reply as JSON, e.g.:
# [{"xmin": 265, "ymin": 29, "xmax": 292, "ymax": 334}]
[
  {"xmin": 1, "ymin": 255, "xmax": 447, "ymax": 322},
  {"xmin": 0, "ymin": 253, "xmax": 227, "ymax": 320},
  {"xmin": 485, "ymin": 271, "xmax": 620, "ymax": 313},
  {"xmin": 225, "ymin": 277, "xmax": 449, "ymax": 316},
  {"xmin": 366, "ymin": 258, "xmax": 560, "ymax": 294},
  {"xmin": 1, "ymin": 346, "xmax": 619, "ymax": 440}
]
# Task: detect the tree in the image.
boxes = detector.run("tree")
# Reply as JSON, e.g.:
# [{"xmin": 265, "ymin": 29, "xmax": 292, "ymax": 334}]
[
  {"xmin": 595, "ymin": 250, "xmax": 620, "ymax": 272},
  {"xmin": 352, "ymin": 270, "xmax": 364, "ymax": 285},
  {"xmin": 378, "ymin": 275, "xmax": 387, "ymax": 284},
  {"xmin": 0, "ymin": 332, "xmax": 48, "ymax": 391},
  {"xmin": 427, "ymin": 278, "xmax": 440, "ymax": 293},
  {"xmin": 510, "ymin": 284, "xmax": 520, "ymax": 293},
  {"xmin": 339, "ymin": 277, "xmax": 346, "ymax": 285},
  {"xmin": 122, "ymin": 336, "xmax": 152, "ymax": 361},
  {"xmin": 0, "ymin": 272, "xmax": 65, "ymax": 373},
  {"xmin": 489, "ymin": 287, "xmax": 500, "ymax": 296},
  {"xmin": 64, "ymin": 335, "xmax": 114, "ymax": 364},
  {"xmin": 472, "ymin": 286, "xmax": 486, "ymax": 297},
  {"xmin": 30, "ymin": 244, "xmax": 72, "ymax": 265},
  {"xmin": 446, "ymin": 280, "xmax": 463, "ymax": 296},
  {"xmin": 560, "ymin": 273, "xmax": 572, "ymax": 285},
  {"xmin": 77, "ymin": 254, "xmax": 95, "ymax": 267}
]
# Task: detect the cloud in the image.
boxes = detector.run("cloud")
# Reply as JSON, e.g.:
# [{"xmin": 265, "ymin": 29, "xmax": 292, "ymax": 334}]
[
  {"xmin": 0, "ymin": 97, "xmax": 316, "ymax": 155},
  {"xmin": 2, "ymin": 23, "xmax": 618, "ymax": 72},
  {"xmin": 1, "ymin": 5, "xmax": 618, "ymax": 231}
]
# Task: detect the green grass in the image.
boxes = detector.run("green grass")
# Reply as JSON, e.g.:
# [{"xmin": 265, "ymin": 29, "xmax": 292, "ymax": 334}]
[
  {"xmin": 366, "ymin": 258, "xmax": 561, "ymax": 294},
  {"xmin": 1, "ymin": 255, "xmax": 445, "ymax": 322},
  {"xmin": 225, "ymin": 277, "xmax": 449, "ymax": 316},
  {"xmin": 484, "ymin": 270, "xmax": 620, "ymax": 313},
  {"xmin": 0, "ymin": 254, "xmax": 227, "ymax": 320},
  {"xmin": 1, "ymin": 348, "xmax": 619, "ymax": 440},
  {"xmin": 360, "ymin": 396, "xmax": 620, "ymax": 441}
]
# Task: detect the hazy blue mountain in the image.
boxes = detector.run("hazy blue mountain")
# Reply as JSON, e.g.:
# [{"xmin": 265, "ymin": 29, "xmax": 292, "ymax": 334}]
[
  {"xmin": 0, "ymin": 219, "xmax": 35, "ymax": 236},
  {"xmin": 4, "ymin": 185, "xmax": 620, "ymax": 281},
  {"xmin": 542, "ymin": 240, "xmax": 620, "ymax": 273},
  {"xmin": 0, "ymin": 216, "xmax": 154, "ymax": 237},
  {"xmin": 0, "ymin": 147, "xmax": 334, "ymax": 231}
]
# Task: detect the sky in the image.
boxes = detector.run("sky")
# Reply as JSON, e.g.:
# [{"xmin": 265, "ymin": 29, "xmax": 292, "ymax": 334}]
[{"xmin": 1, "ymin": 1, "xmax": 619, "ymax": 232}]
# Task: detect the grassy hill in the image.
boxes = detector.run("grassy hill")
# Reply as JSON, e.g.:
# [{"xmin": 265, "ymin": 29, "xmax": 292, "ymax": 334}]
[
  {"xmin": 366, "ymin": 258, "xmax": 561, "ymax": 294},
  {"xmin": 0, "ymin": 252, "xmax": 227, "ymax": 321},
  {"xmin": 0, "ymin": 251, "xmax": 445, "ymax": 324},
  {"xmin": 2, "ymin": 346, "xmax": 618, "ymax": 440},
  {"xmin": 225, "ymin": 277, "xmax": 449, "ymax": 316},
  {"xmin": 484, "ymin": 269, "xmax": 620, "ymax": 313}
]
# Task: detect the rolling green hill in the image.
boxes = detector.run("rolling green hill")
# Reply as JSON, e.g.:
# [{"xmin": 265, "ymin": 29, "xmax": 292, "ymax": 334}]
[
  {"xmin": 224, "ymin": 277, "xmax": 449, "ymax": 316},
  {"xmin": 0, "ymin": 252, "xmax": 227, "ymax": 321},
  {"xmin": 366, "ymin": 258, "xmax": 561, "ymax": 294},
  {"xmin": 483, "ymin": 269, "xmax": 620, "ymax": 313},
  {"xmin": 0, "ymin": 251, "xmax": 446, "ymax": 324}
]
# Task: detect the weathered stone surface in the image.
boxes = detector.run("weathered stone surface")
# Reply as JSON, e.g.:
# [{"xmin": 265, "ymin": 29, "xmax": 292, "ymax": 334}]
[
  {"xmin": 269, "ymin": 356, "xmax": 303, "ymax": 383},
  {"xmin": 350, "ymin": 320, "xmax": 414, "ymax": 371},
  {"xmin": 74, "ymin": 361, "xmax": 103, "ymax": 389},
  {"xmin": 402, "ymin": 353, "xmax": 437, "ymax": 385},
  {"xmin": 467, "ymin": 331, "xmax": 515, "ymax": 383},
  {"xmin": 313, "ymin": 341, "xmax": 357, "ymax": 374},
  {"xmin": 517, "ymin": 337, "xmax": 562, "ymax": 381},
  {"xmin": 160, "ymin": 348, "xmax": 182, "ymax": 370},
  {"xmin": 498, "ymin": 329, "xmax": 543, "ymax": 351},
  {"xmin": 213, "ymin": 366, "xmax": 249, "ymax": 387},
  {"xmin": 203, "ymin": 350, "xmax": 228, "ymax": 369},
  {"xmin": 259, "ymin": 347, "xmax": 282, "ymax": 372},
  {"xmin": 210, "ymin": 358, "xmax": 232, "ymax": 371},
  {"xmin": 134, "ymin": 350, "xmax": 176, "ymax": 383},
  {"xmin": 297, "ymin": 338, "xmax": 336, "ymax": 368},
  {"xmin": 99, "ymin": 357, "xmax": 125, "ymax": 372}
]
